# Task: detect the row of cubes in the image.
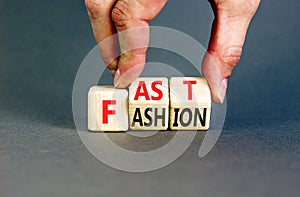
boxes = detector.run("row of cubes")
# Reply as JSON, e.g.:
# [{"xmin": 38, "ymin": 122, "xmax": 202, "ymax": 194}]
[{"xmin": 88, "ymin": 77, "xmax": 211, "ymax": 131}]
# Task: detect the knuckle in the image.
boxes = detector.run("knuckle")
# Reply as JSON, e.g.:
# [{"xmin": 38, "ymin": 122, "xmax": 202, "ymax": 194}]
[
  {"xmin": 85, "ymin": 0, "xmax": 106, "ymax": 19},
  {"xmin": 221, "ymin": 46, "xmax": 242, "ymax": 68},
  {"xmin": 112, "ymin": 0, "xmax": 131, "ymax": 27},
  {"xmin": 85, "ymin": 0, "xmax": 99, "ymax": 11}
]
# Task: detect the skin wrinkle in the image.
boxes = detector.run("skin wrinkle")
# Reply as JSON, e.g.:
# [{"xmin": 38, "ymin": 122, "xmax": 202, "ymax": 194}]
[
  {"xmin": 222, "ymin": 47, "xmax": 243, "ymax": 68},
  {"xmin": 112, "ymin": 0, "xmax": 131, "ymax": 26},
  {"xmin": 86, "ymin": 0, "xmax": 115, "ymax": 20}
]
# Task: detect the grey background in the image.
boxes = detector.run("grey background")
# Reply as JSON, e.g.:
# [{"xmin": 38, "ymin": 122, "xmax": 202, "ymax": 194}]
[{"xmin": 0, "ymin": 0, "xmax": 300, "ymax": 196}]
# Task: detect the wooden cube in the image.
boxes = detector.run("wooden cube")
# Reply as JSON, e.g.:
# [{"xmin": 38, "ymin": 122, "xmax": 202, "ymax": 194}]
[
  {"xmin": 169, "ymin": 77, "xmax": 211, "ymax": 130},
  {"xmin": 88, "ymin": 86, "xmax": 128, "ymax": 131},
  {"xmin": 129, "ymin": 77, "xmax": 169, "ymax": 130}
]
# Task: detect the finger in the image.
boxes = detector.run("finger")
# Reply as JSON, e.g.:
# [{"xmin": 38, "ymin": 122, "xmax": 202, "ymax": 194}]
[
  {"xmin": 85, "ymin": 0, "xmax": 119, "ymax": 75},
  {"xmin": 202, "ymin": 0, "xmax": 260, "ymax": 103},
  {"xmin": 112, "ymin": 0, "xmax": 168, "ymax": 88}
]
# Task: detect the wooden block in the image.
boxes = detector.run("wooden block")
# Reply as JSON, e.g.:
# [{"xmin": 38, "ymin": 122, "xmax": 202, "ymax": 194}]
[
  {"xmin": 169, "ymin": 77, "xmax": 211, "ymax": 130},
  {"xmin": 129, "ymin": 77, "xmax": 169, "ymax": 130},
  {"xmin": 88, "ymin": 86, "xmax": 128, "ymax": 131}
]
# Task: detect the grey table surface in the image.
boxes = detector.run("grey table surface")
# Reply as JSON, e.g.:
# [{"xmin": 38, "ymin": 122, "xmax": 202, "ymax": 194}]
[{"xmin": 0, "ymin": 0, "xmax": 300, "ymax": 196}]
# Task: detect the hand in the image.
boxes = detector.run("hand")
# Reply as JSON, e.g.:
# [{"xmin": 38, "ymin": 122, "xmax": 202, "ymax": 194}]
[
  {"xmin": 85, "ymin": 0, "xmax": 261, "ymax": 103},
  {"xmin": 85, "ymin": 0, "xmax": 167, "ymax": 87},
  {"xmin": 202, "ymin": 0, "xmax": 261, "ymax": 103}
]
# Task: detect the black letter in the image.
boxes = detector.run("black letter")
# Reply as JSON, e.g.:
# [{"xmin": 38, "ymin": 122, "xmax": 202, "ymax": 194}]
[
  {"xmin": 194, "ymin": 108, "xmax": 207, "ymax": 126},
  {"xmin": 131, "ymin": 108, "xmax": 143, "ymax": 127},
  {"xmin": 144, "ymin": 108, "xmax": 153, "ymax": 127},
  {"xmin": 172, "ymin": 108, "xmax": 180, "ymax": 127},
  {"xmin": 154, "ymin": 108, "xmax": 166, "ymax": 126},
  {"xmin": 180, "ymin": 108, "xmax": 192, "ymax": 127}
]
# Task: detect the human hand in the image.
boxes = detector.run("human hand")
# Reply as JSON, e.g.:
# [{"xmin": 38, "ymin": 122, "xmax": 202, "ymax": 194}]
[
  {"xmin": 202, "ymin": 0, "xmax": 261, "ymax": 103},
  {"xmin": 85, "ymin": 0, "xmax": 168, "ymax": 87},
  {"xmin": 85, "ymin": 0, "xmax": 261, "ymax": 103}
]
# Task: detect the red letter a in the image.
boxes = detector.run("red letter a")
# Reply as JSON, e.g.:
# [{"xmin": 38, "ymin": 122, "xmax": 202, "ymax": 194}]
[{"xmin": 134, "ymin": 81, "xmax": 150, "ymax": 100}]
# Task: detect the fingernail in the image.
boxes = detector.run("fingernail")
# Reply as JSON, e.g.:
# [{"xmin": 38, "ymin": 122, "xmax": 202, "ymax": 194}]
[
  {"xmin": 216, "ymin": 78, "xmax": 228, "ymax": 103},
  {"xmin": 114, "ymin": 69, "xmax": 121, "ymax": 88},
  {"xmin": 114, "ymin": 64, "xmax": 145, "ymax": 88},
  {"xmin": 110, "ymin": 70, "xmax": 116, "ymax": 77},
  {"xmin": 114, "ymin": 69, "xmax": 129, "ymax": 88}
]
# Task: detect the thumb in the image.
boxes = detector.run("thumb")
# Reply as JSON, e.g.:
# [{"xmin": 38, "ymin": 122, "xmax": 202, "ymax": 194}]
[{"xmin": 202, "ymin": 0, "xmax": 260, "ymax": 103}]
